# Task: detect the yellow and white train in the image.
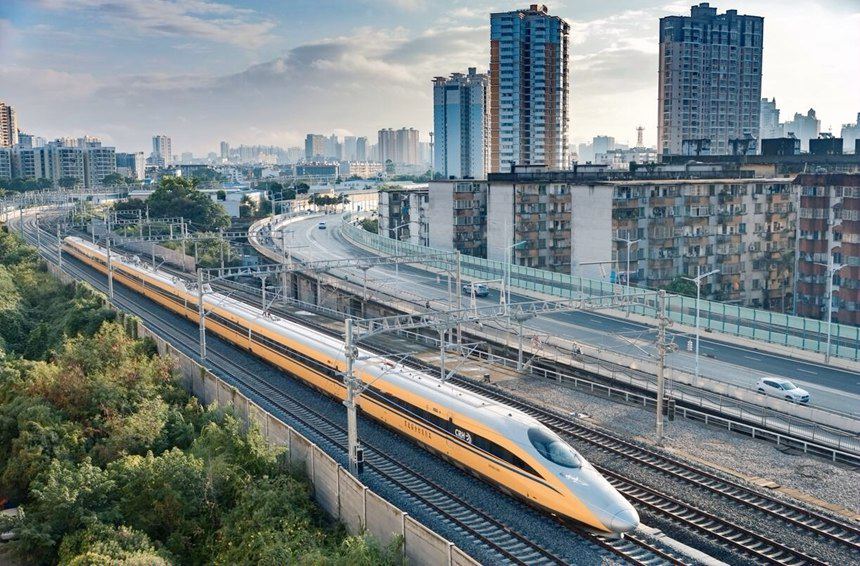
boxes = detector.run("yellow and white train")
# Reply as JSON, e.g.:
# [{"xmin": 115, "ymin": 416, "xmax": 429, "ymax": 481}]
[{"xmin": 63, "ymin": 236, "xmax": 639, "ymax": 535}]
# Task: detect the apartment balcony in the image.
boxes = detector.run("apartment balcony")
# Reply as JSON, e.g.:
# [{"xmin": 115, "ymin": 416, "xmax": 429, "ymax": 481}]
[{"xmin": 716, "ymin": 233, "xmax": 742, "ymax": 244}]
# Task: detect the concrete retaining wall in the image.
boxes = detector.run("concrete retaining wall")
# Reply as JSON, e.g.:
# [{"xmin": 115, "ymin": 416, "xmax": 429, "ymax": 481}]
[{"xmin": 137, "ymin": 323, "xmax": 479, "ymax": 566}]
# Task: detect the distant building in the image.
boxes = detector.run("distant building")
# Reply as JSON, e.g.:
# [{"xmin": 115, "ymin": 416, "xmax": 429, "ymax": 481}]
[
  {"xmin": 344, "ymin": 161, "xmax": 384, "ymax": 179},
  {"xmin": 760, "ymin": 98, "xmax": 782, "ymax": 141},
  {"xmin": 840, "ymin": 113, "xmax": 859, "ymax": 154},
  {"xmin": 658, "ymin": 4, "xmax": 764, "ymax": 156},
  {"xmin": 180, "ymin": 151, "xmax": 194, "ymax": 164},
  {"xmin": 793, "ymin": 174, "xmax": 860, "ymax": 325},
  {"xmin": 15, "ymin": 132, "xmax": 44, "ymax": 149},
  {"xmin": 220, "ymin": 141, "xmax": 230, "ymax": 161},
  {"xmin": 0, "ymin": 101, "xmax": 18, "ymax": 148},
  {"xmin": 593, "ymin": 136, "xmax": 616, "ymax": 157},
  {"xmin": 433, "ymin": 68, "xmax": 489, "ymax": 179},
  {"xmin": 0, "ymin": 148, "xmax": 11, "ymax": 180},
  {"xmin": 294, "ymin": 162, "xmax": 339, "ymax": 182},
  {"xmin": 430, "ymin": 167, "xmax": 612, "ymax": 278},
  {"xmin": 781, "ymin": 109, "xmax": 820, "ymax": 152},
  {"xmin": 355, "ymin": 137, "xmax": 368, "ymax": 161},
  {"xmin": 809, "ymin": 136, "xmax": 843, "ymax": 156},
  {"xmin": 151, "ymin": 135, "xmax": 172, "ymax": 166},
  {"xmin": 378, "ymin": 185, "xmax": 429, "ymax": 246},
  {"xmin": 489, "ymin": 4, "xmax": 569, "ymax": 171},
  {"xmin": 342, "ymin": 136, "xmax": 358, "ymax": 161},
  {"xmin": 304, "ymin": 134, "xmax": 326, "ymax": 161},
  {"xmin": 761, "ymin": 137, "xmax": 801, "ymax": 156},
  {"xmin": 84, "ymin": 146, "xmax": 117, "ymax": 187},
  {"xmin": 378, "ymin": 128, "xmax": 419, "ymax": 166},
  {"xmin": 116, "ymin": 152, "xmax": 146, "ymax": 180},
  {"xmin": 10, "ymin": 143, "xmax": 116, "ymax": 188},
  {"xmin": 595, "ymin": 147, "xmax": 658, "ymax": 170}
]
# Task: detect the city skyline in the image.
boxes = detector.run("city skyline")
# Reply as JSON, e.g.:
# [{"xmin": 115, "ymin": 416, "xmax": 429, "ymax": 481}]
[{"xmin": 1, "ymin": 0, "xmax": 858, "ymax": 155}]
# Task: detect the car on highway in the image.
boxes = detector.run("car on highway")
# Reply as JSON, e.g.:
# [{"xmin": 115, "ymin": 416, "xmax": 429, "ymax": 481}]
[
  {"xmin": 755, "ymin": 378, "xmax": 811, "ymax": 404},
  {"xmin": 318, "ymin": 221, "xmax": 327, "ymax": 230},
  {"xmin": 462, "ymin": 282, "xmax": 490, "ymax": 297}
]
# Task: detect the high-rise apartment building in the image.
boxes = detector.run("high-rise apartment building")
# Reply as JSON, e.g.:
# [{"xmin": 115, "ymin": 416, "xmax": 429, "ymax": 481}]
[
  {"xmin": 151, "ymin": 135, "xmax": 172, "ymax": 166},
  {"xmin": 489, "ymin": 5, "xmax": 569, "ymax": 171},
  {"xmin": 378, "ymin": 128, "xmax": 420, "ymax": 165},
  {"xmin": 220, "ymin": 141, "xmax": 230, "ymax": 161},
  {"xmin": 433, "ymin": 68, "xmax": 489, "ymax": 179},
  {"xmin": 342, "ymin": 136, "xmax": 358, "ymax": 161},
  {"xmin": 305, "ymin": 134, "xmax": 326, "ymax": 161},
  {"xmin": 842, "ymin": 114, "xmax": 860, "ymax": 154},
  {"xmin": 0, "ymin": 101, "xmax": 18, "ymax": 148},
  {"xmin": 355, "ymin": 137, "xmax": 368, "ymax": 161},
  {"xmin": 760, "ymin": 98, "xmax": 781, "ymax": 141},
  {"xmin": 658, "ymin": 3, "xmax": 764, "ymax": 156},
  {"xmin": 782, "ymin": 109, "xmax": 821, "ymax": 152},
  {"xmin": 0, "ymin": 148, "xmax": 11, "ymax": 180},
  {"xmin": 84, "ymin": 146, "xmax": 117, "ymax": 187},
  {"xmin": 116, "ymin": 152, "xmax": 146, "ymax": 180}
]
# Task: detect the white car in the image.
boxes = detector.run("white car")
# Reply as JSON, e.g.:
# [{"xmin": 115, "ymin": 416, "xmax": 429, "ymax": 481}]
[
  {"xmin": 318, "ymin": 221, "xmax": 327, "ymax": 230},
  {"xmin": 755, "ymin": 378, "xmax": 811, "ymax": 404},
  {"xmin": 462, "ymin": 283, "xmax": 490, "ymax": 297}
]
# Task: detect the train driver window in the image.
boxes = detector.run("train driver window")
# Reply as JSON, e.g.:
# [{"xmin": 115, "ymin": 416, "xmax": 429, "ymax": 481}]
[{"xmin": 527, "ymin": 427, "xmax": 581, "ymax": 469}]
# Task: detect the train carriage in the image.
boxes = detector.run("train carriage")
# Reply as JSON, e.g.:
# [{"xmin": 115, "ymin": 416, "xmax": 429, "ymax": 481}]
[{"xmin": 62, "ymin": 236, "xmax": 638, "ymax": 535}]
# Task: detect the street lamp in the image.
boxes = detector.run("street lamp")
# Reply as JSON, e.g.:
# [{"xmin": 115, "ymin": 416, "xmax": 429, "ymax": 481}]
[
  {"xmin": 814, "ymin": 260, "xmax": 845, "ymax": 363},
  {"xmin": 391, "ymin": 222, "xmax": 410, "ymax": 278},
  {"xmin": 505, "ymin": 240, "xmax": 528, "ymax": 311},
  {"xmin": 683, "ymin": 266, "xmax": 719, "ymax": 384},
  {"xmin": 614, "ymin": 237, "xmax": 641, "ymax": 316}
]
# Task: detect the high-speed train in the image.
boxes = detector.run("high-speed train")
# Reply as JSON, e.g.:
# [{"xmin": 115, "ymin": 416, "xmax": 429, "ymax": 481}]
[{"xmin": 63, "ymin": 236, "xmax": 639, "ymax": 535}]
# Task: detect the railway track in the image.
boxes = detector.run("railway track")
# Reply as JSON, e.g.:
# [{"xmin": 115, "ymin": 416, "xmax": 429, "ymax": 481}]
[
  {"xmin": 17, "ymin": 221, "xmax": 684, "ymax": 566},
  {"xmin": 449, "ymin": 377, "xmax": 860, "ymax": 563}
]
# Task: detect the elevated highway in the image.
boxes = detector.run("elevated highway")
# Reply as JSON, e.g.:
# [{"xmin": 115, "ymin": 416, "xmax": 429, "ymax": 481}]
[{"xmin": 260, "ymin": 212, "xmax": 860, "ymax": 417}]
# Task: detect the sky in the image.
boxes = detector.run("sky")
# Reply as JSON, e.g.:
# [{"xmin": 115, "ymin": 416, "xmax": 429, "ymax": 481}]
[{"xmin": 1, "ymin": 0, "xmax": 858, "ymax": 155}]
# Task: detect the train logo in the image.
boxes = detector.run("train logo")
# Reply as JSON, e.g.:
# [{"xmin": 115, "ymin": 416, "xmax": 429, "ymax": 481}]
[{"xmin": 454, "ymin": 428, "xmax": 473, "ymax": 444}]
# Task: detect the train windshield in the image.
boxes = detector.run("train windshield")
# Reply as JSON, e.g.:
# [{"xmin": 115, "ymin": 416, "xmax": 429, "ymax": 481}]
[{"xmin": 527, "ymin": 427, "xmax": 581, "ymax": 468}]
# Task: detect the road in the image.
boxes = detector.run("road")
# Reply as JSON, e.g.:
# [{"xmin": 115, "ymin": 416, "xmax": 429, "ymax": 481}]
[{"xmin": 275, "ymin": 213, "xmax": 860, "ymax": 416}]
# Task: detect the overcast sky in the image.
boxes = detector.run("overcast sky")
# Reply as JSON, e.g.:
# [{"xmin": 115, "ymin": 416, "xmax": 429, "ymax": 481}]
[{"xmin": 1, "ymin": 0, "xmax": 858, "ymax": 155}]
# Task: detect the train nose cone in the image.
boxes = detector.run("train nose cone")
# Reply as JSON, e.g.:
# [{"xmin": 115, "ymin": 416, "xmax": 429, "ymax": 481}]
[{"xmin": 609, "ymin": 508, "xmax": 640, "ymax": 533}]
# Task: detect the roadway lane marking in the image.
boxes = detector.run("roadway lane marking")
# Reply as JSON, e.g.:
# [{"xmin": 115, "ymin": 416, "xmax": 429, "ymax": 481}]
[
  {"xmin": 797, "ymin": 368, "xmax": 818, "ymax": 375},
  {"xmin": 743, "ymin": 355, "xmax": 762, "ymax": 361}
]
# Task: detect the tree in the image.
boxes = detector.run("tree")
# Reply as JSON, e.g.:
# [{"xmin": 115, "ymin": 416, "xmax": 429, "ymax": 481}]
[
  {"xmin": 664, "ymin": 277, "xmax": 697, "ymax": 298},
  {"xmin": 294, "ymin": 182, "xmax": 310, "ymax": 194},
  {"xmin": 58, "ymin": 177, "xmax": 79, "ymax": 189},
  {"xmin": 359, "ymin": 218, "xmax": 378, "ymax": 234},
  {"xmin": 101, "ymin": 173, "xmax": 125, "ymax": 186},
  {"xmin": 146, "ymin": 176, "xmax": 230, "ymax": 231}
]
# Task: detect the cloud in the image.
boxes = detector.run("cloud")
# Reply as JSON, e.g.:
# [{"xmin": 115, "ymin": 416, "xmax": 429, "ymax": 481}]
[{"xmin": 36, "ymin": 0, "xmax": 276, "ymax": 48}]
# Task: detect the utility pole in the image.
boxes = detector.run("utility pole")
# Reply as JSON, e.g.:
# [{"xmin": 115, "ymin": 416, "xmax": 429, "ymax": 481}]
[
  {"xmin": 455, "ymin": 252, "xmax": 462, "ymax": 346},
  {"xmin": 259, "ymin": 275, "xmax": 268, "ymax": 314},
  {"xmin": 181, "ymin": 218, "xmax": 187, "ymax": 259},
  {"xmin": 219, "ymin": 227, "xmax": 225, "ymax": 270},
  {"xmin": 655, "ymin": 290, "xmax": 668, "ymax": 445},
  {"xmin": 18, "ymin": 207, "xmax": 24, "ymax": 237},
  {"xmin": 35, "ymin": 214, "xmax": 41, "ymax": 250},
  {"xmin": 683, "ymin": 266, "xmax": 719, "ymax": 385},
  {"xmin": 56, "ymin": 224, "xmax": 63, "ymax": 270},
  {"xmin": 614, "ymin": 237, "xmax": 640, "ymax": 317},
  {"xmin": 343, "ymin": 319, "xmax": 362, "ymax": 474},
  {"xmin": 197, "ymin": 268, "xmax": 206, "ymax": 362},
  {"xmin": 815, "ymin": 259, "xmax": 845, "ymax": 363},
  {"xmin": 106, "ymin": 235, "xmax": 114, "ymax": 301}
]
